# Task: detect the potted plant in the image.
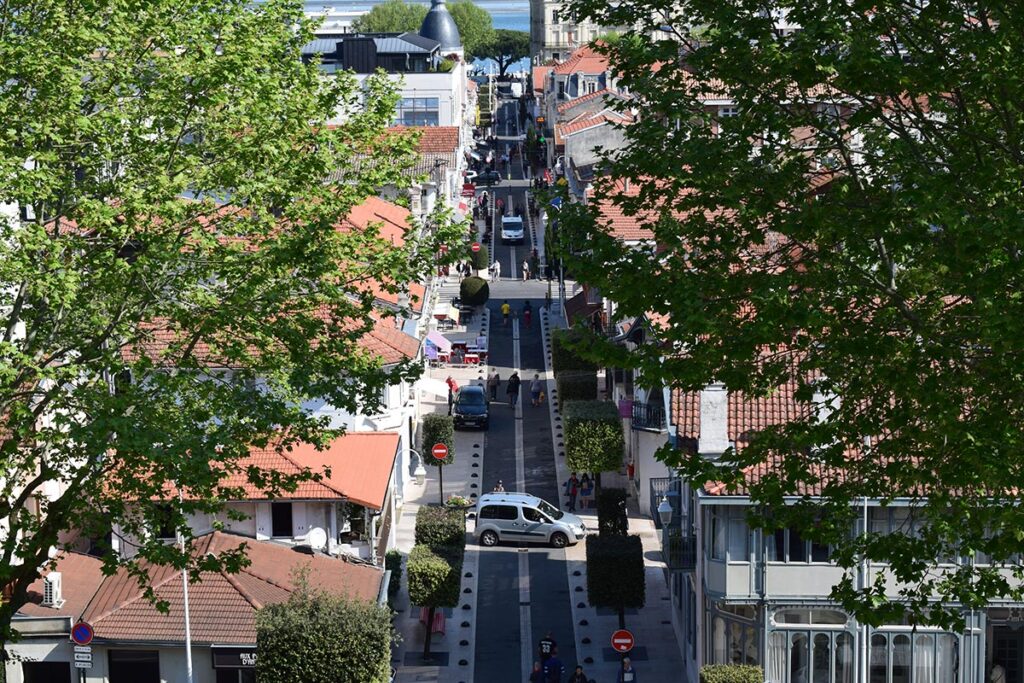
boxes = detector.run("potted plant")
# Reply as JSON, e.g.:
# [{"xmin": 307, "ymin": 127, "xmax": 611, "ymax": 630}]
[{"xmin": 445, "ymin": 494, "xmax": 473, "ymax": 510}]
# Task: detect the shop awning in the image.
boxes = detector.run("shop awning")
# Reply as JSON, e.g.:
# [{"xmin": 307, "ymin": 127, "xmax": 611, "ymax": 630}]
[{"xmin": 426, "ymin": 330, "xmax": 452, "ymax": 352}]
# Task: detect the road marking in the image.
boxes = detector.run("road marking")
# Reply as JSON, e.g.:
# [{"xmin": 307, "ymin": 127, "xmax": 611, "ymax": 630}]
[{"xmin": 512, "ymin": 318, "xmax": 532, "ymax": 677}]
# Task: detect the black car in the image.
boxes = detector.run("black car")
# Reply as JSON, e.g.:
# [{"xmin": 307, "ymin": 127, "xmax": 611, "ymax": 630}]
[
  {"xmin": 478, "ymin": 170, "xmax": 502, "ymax": 185},
  {"xmin": 453, "ymin": 385, "xmax": 489, "ymax": 430}
]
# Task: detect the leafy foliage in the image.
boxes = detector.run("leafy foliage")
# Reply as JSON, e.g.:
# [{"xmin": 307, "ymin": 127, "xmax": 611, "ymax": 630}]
[
  {"xmin": 557, "ymin": 0, "xmax": 1024, "ymax": 625},
  {"xmin": 0, "ymin": 0, "xmax": 461, "ymax": 642},
  {"xmin": 415, "ymin": 505, "xmax": 467, "ymax": 550},
  {"xmin": 479, "ymin": 29, "xmax": 530, "ymax": 77},
  {"xmin": 555, "ymin": 371, "xmax": 598, "ymax": 403},
  {"xmin": 407, "ymin": 544, "xmax": 462, "ymax": 609},
  {"xmin": 551, "ymin": 329, "xmax": 599, "ymax": 375},
  {"xmin": 385, "ymin": 549, "xmax": 403, "ymax": 603},
  {"xmin": 563, "ymin": 401, "xmax": 624, "ymax": 475},
  {"xmin": 256, "ymin": 579, "xmax": 393, "ymax": 683},
  {"xmin": 351, "ymin": 0, "xmax": 427, "ymax": 33},
  {"xmin": 421, "ymin": 414, "xmax": 455, "ymax": 467},
  {"xmin": 700, "ymin": 666, "xmax": 764, "ymax": 683},
  {"xmin": 596, "ymin": 487, "xmax": 628, "ymax": 537},
  {"xmin": 460, "ymin": 275, "xmax": 490, "ymax": 305},
  {"xmin": 585, "ymin": 534, "xmax": 645, "ymax": 610},
  {"xmin": 447, "ymin": 0, "xmax": 495, "ymax": 61}
]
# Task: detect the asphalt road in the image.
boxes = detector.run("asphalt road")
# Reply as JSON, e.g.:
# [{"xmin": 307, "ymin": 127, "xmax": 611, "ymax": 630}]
[{"xmin": 472, "ymin": 96, "xmax": 578, "ymax": 682}]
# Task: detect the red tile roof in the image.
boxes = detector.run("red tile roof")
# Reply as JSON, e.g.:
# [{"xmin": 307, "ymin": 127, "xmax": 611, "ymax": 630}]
[
  {"xmin": 532, "ymin": 66, "xmax": 551, "ymax": 94},
  {"xmin": 222, "ymin": 432, "xmax": 400, "ymax": 509},
  {"xmin": 82, "ymin": 531, "xmax": 382, "ymax": 645},
  {"xmin": 387, "ymin": 126, "xmax": 460, "ymax": 155},
  {"xmin": 555, "ymin": 110, "xmax": 632, "ymax": 144},
  {"xmin": 552, "ymin": 44, "xmax": 609, "ymax": 75},
  {"xmin": 556, "ymin": 87, "xmax": 622, "ymax": 114},
  {"xmin": 361, "ymin": 314, "xmax": 421, "ymax": 364},
  {"xmin": 594, "ymin": 177, "xmax": 656, "ymax": 242},
  {"xmin": 340, "ymin": 195, "xmax": 413, "ymax": 246},
  {"xmin": 18, "ymin": 552, "xmax": 106, "ymax": 619}
]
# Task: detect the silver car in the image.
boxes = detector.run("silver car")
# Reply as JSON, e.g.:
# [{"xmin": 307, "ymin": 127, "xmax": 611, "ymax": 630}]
[{"xmin": 474, "ymin": 492, "xmax": 586, "ymax": 548}]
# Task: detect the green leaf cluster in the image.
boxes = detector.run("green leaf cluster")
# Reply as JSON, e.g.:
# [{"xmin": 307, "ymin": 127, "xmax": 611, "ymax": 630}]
[
  {"xmin": 385, "ymin": 549, "xmax": 403, "ymax": 603},
  {"xmin": 585, "ymin": 534, "xmax": 645, "ymax": 610},
  {"xmin": 415, "ymin": 505, "xmax": 467, "ymax": 549},
  {"xmin": 256, "ymin": 581, "xmax": 393, "ymax": 683},
  {"xmin": 352, "ymin": 0, "xmax": 495, "ymax": 61},
  {"xmin": 471, "ymin": 244, "xmax": 490, "ymax": 271},
  {"xmin": 555, "ymin": 371, "xmax": 598, "ymax": 402},
  {"xmin": 407, "ymin": 543, "xmax": 462, "ymax": 609},
  {"xmin": 699, "ymin": 665, "xmax": 765, "ymax": 683},
  {"xmin": 596, "ymin": 487, "xmax": 628, "ymax": 537},
  {"xmin": 551, "ymin": 329, "xmax": 599, "ymax": 374},
  {"xmin": 421, "ymin": 414, "xmax": 455, "ymax": 466},
  {"xmin": 459, "ymin": 275, "xmax": 490, "ymax": 305},
  {"xmin": 563, "ymin": 400, "xmax": 624, "ymax": 475},
  {"xmin": 478, "ymin": 29, "xmax": 530, "ymax": 77}
]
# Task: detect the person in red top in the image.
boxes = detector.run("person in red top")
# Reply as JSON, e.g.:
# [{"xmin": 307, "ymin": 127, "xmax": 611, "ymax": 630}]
[{"xmin": 446, "ymin": 376, "xmax": 458, "ymax": 415}]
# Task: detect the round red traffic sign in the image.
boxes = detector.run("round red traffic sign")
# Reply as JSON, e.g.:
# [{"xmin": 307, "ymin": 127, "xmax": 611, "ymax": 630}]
[
  {"xmin": 431, "ymin": 443, "xmax": 449, "ymax": 460},
  {"xmin": 471, "ymin": 242, "xmax": 481, "ymax": 253},
  {"xmin": 71, "ymin": 621, "xmax": 94, "ymax": 646},
  {"xmin": 611, "ymin": 628, "xmax": 635, "ymax": 654}
]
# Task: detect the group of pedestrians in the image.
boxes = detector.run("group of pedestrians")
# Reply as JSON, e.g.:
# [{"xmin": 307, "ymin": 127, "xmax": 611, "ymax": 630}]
[
  {"xmin": 487, "ymin": 369, "xmax": 546, "ymax": 408},
  {"xmin": 562, "ymin": 472, "xmax": 594, "ymax": 512},
  {"xmin": 501, "ymin": 299, "xmax": 535, "ymax": 327},
  {"xmin": 529, "ymin": 631, "xmax": 637, "ymax": 682}
]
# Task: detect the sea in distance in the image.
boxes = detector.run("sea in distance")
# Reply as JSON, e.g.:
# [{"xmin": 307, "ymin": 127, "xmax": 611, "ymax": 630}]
[{"xmin": 304, "ymin": 0, "xmax": 532, "ymax": 72}]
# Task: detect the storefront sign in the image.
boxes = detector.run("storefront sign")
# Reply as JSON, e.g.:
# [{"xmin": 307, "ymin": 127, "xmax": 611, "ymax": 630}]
[{"xmin": 211, "ymin": 647, "xmax": 257, "ymax": 669}]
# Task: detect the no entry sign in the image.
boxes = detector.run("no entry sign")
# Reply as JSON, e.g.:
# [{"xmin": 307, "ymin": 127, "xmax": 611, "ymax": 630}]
[
  {"xmin": 431, "ymin": 443, "xmax": 449, "ymax": 460},
  {"xmin": 471, "ymin": 242, "xmax": 481, "ymax": 252},
  {"xmin": 611, "ymin": 629, "xmax": 635, "ymax": 654}
]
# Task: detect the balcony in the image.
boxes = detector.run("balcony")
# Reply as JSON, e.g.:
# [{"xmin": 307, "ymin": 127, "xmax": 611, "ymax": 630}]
[
  {"xmin": 665, "ymin": 527, "xmax": 697, "ymax": 572},
  {"xmin": 649, "ymin": 477, "xmax": 681, "ymax": 530},
  {"xmin": 631, "ymin": 401, "xmax": 667, "ymax": 431}
]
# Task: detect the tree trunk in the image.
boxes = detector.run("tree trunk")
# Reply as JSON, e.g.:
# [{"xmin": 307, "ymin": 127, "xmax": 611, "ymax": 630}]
[{"xmin": 422, "ymin": 606, "xmax": 436, "ymax": 661}]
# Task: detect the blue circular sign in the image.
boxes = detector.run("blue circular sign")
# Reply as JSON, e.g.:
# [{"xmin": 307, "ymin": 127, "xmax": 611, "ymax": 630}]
[{"xmin": 71, "ymin": 621, "xmax": 94, "ymax": 646}]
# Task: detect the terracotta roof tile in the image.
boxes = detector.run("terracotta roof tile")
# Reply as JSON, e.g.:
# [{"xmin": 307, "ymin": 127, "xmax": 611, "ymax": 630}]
[
  {"xmin": 552, "ymin": 44, "xmax": 609, "ymax": 75},
  {"xmin": 388, "ymin": 125, "xmax": 460, "ymax": 154},
  {"xmin": 532, "ymin": 66, "xmax": 550, "ymax": 93},
  {"xmin": 17, "ymin": 552, "xmax": 106, "ymax": 619},
  {"xmin": 555, "ymin": 110, "xmax": 632, "ymax": 144},
  {"xmin": 556, "ymin": 87, "xmax": 624, "ymax": 114},
  {"xmin": 594, "ymin": 177, "xmax": 656, "ymax": 242},
  {"xmin": 82, "ymin": 531, "xmax": 382, "ymax": 644}
]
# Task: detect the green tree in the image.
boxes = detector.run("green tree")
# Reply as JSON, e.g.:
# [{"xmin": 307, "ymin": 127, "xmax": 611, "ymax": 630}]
[
  {"xmin": 563, "ymin": 401, "xmax": 624, "ymax": 491},
  {"xmin": 585, "ymin": 534, "xmax": 645, "ymax": 629},
  {"xmin": 414, "ymin": 505, "xmax": 466, "ymax": 548},
  {"xmin": 479, "ymin": 29, "xmax": 530, "ymax": 78},
  {"xmin": 352, "ymin": 0, "xmax": 427, "ymax": 33},
  {"xmin": 448, "ymin": 0, "xmax": 495, "ymax": 61},
  {"xmin": 407, "ymin": 544, "xmax": 463, "ymax": 659},
  {"xmin": 421, "ymin": 413, "xmax": 455, "ymax": 466},
  {"xmin": 256, "ymin": 576, "xmax": 394, "ymax": 683},
  {"xmin": 558, "ymin": 0, "xmax": 1024, "ymax": 627},
  {"xmin": 0, "ymin": 0, "xmax": 461, "ymax": 647}
]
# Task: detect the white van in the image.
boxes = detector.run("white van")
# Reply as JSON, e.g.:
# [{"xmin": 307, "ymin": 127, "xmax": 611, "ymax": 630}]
[
  {"xmin": 474, "ymin": 492, "xmax": 586, "ymax": 548},
  {"xmin": 500, "ymin": 215, "xmax": 524, "ymax": 244}
]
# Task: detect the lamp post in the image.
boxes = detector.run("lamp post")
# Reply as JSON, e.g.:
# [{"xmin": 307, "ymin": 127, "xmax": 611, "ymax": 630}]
[
  {"xmin": 657, "ymin": 495, "xmax": 673, "ymax": 527},
  {"xmin": 409, "ymin": 448, "xmax": 428, "ymax": 486}
]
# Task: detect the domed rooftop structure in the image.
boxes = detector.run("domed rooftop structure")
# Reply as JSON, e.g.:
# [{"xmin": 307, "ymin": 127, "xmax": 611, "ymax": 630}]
[{"xmin": 419, "ymin": 0, "xmax": 462, "ymax": 54}]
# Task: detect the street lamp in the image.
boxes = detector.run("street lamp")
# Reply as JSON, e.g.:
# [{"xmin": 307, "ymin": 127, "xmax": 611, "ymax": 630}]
[
  {"xmin": 657, "ymin": 495, "xmax": 673, "ymax": 527},
  {"xmin": 409, "ymin": 448, "xmax": 427, "ymax": 486}
]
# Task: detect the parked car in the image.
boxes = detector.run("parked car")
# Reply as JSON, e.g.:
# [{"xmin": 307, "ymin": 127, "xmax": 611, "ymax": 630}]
[
  {"xmin": 478, "ymin": 170, "xmax": 502, "ymax": 185},
  {"xmin": 500, "ymin": 215, "xmax": 524, "ymax": 244},
  {"xmin": 464, "ymin": 169, "xmax": 479, "ymax": 181},
  {"xmin": 474, "ymin": 492, "xmax": 586, "ymax": 548},
  {"xmin": 453, "ymin": 385, "xmax": 489, "ymax": 430}
]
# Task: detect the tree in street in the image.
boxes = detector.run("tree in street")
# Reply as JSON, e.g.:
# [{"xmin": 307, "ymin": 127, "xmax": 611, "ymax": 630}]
[
  {"xmin": 256, "ymin": 572, "xmax": 394, "ymax": 683},
  {"xmin": 585, "ymin": 534, "xmax": 645, "ymax": 629},
  {"xmin": 0, "ymin": 0, "xmax": 461, "ymax": 647},
  {"xmin": 407, "ymin": 543, "xmax": 463, "ymax": 659},
  {"xmin": 421, "ymin": 413, "xmax": 455, "ymax": 467},
  {"xmin": 557, "ymin": 0, "xmax": 1024, "ymax": 626},
  {"xmin": 479, "ymin": 29, "xmax": 530, "ymax": 78},
  {"xmin": 563, "ymin": 400, "xmax": 624, "ymax": 493}
]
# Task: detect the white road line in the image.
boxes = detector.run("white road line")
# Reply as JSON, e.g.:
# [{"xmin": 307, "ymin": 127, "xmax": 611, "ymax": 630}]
[{"xmin": 513, "ymin": 318, "xmax": 532, "ymax": 677}]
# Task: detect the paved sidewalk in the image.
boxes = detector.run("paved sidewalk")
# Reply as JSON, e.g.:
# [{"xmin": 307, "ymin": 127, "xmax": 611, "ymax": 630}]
[{"xmin": 539, "ymin": 306, "xmax": 685, "ymax": 683}]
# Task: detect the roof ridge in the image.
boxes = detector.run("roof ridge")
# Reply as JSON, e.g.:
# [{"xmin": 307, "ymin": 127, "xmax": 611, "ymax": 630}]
[
  {"xmin": 87, "ymin": 563, "xmax": 184, "ymax": 625},
  {"xmin": 221, "ymin": 569, "xmax": 266, "ymax": 611},
  {"xmin": 276, "ymin": 446, "xmax": 348, "ymax": 498}
]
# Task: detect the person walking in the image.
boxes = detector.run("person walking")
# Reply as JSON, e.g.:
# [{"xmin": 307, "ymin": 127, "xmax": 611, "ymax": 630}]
[
  {"xmin": 538, "ymin": 632, "xmax": 557, "ymax": 663},
  {"xmin": 565, "ymin": 472, "xmax": 579, "ymax": 512},
  {"xmin": 529, "ymin": 661, "xmax": 545, "ymax": 683},
  {"xmin": 616, "ymin": 657, "xmax": 638, "ymax": 683},
  {"xmin": 487, "ymin": 370, "xmax": 500, "ymax": 401},
  {"xmin": 579, "ymin": 473, "xmax": 592, "ymax": 510},
  {"xmin": 530, "ymin": 373, "xmax": 543, "ymax": 407},
  {"xmin": 493, "ymin": 480, "xmax": 506, "ymax": 492},
  {"xmin": 523, "ymin": 300, "xmax": 533, "ymax": 328},
  {"xmin": 501, "ymin": 299, "xmax": 511, "ymax": 326},
  {"xmin": 446, "ymin": 376, "xmax": 458, "ymax": 415},
  {"xmin": 507, "ymin": 371, "xmax": 521, "ymax": 407},
  {"xmin": 542, "ymin": 646, "xmax": 565, "ymax": 683},
  {"xmin": 522, "ymin": 258, "xmax": 530, "ymax": 281},
  {"xmin": 568, "ymin": 665, "xmax": 589, "ymax": 683}
]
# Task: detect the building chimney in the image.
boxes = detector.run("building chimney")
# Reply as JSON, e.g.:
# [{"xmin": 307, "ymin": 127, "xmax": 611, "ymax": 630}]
[
  {"xmin": 42, "ymin": 572, "xmax": 65, "ymax": 609},
  {"xmin": 698, "ymin": 382, "xmax": 730, "ymax": 458}
]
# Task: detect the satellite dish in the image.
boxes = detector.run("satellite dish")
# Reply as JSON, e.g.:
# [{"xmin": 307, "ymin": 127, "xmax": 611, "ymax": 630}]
[{"xmin": 307, "ymin": 527, "xmax": 328, "ymax": 551}]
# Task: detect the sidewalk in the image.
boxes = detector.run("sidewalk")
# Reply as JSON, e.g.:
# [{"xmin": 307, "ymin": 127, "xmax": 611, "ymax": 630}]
[{"xmin": 539, "ymin": 305, "xmax": 685, "ymax": 682}]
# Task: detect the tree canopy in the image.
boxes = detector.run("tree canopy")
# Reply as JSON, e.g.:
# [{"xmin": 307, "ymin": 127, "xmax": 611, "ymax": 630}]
[
  {"xmin": 556, "ymin": 0, "xmax": 1024, "ymax": 627},
  {"xmin": 479, "ymin": 29, "xmax": 530, "ymax": 77},
  {"xmin": 0, "ymin": 0, "xmax": 460, "ymax": 644},
  {"xmin": 352, "ymin": 0, "xmax": 495, "ymax": 61},
  {"xmin": 448, "ymin": 0, "xmax": 495, "ymax": 61}
]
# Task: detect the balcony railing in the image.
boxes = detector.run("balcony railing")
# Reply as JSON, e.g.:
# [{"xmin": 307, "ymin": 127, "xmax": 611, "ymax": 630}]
[
  {"xmin": 649, "ymin": 477, "xmax": 681, "ymax": 530},
  {"xmin": 632, "ymin": 401, "xmax": 667, "ymax": 431},
  {"xmin": 665, "ymin": 527, "xmax": 697, "ymax": 572}
]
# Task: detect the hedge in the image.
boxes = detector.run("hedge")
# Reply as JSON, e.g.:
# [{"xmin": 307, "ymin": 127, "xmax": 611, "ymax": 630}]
[
  {"xmin": 555, "ymin": 370, "xmax": 598, "ymax": 403},
  {"xmin": 585, "ymin": 534, "xmax": 645, "ymax": 614},
  {"xmin": 563, "ymin": 400, "xmax": 624, "ymax": 476},
  {"xmin": 471, "ymin": 244, "xmax": 489, "ymax": 271},
  {"xmin": 407, "ymin": 544, "xmax": 463, "ymax": 609},
  {"xmin": 460, "ymin": 275, "xmax": 489, "ymax": 306},
  {"xmin": 597, "ymin": 487, "xmax": 628, "ymax": 536},
  {"xmin": 421, "ymin": 413, "xmax": 454, "ymax": 466},
  {"xmin": 551, "ymin": 328, "xmax": 598, "ymax": 375},
  {"xmin": 414, "ymin": 505, "xmax": 466, "ymax": 551},
  {"xmin": 384, "ymin": 550, "xmax": 403, "ymax": 603},
  {"xmin": 699, "ymin": 665, "xmax": 765, "ymax": 683}
]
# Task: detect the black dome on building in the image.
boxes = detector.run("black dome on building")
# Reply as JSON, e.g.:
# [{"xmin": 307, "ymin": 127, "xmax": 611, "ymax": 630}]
[{"xmin": 419, "ymin": 0, "xmax": 462, "ymax": 52}]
